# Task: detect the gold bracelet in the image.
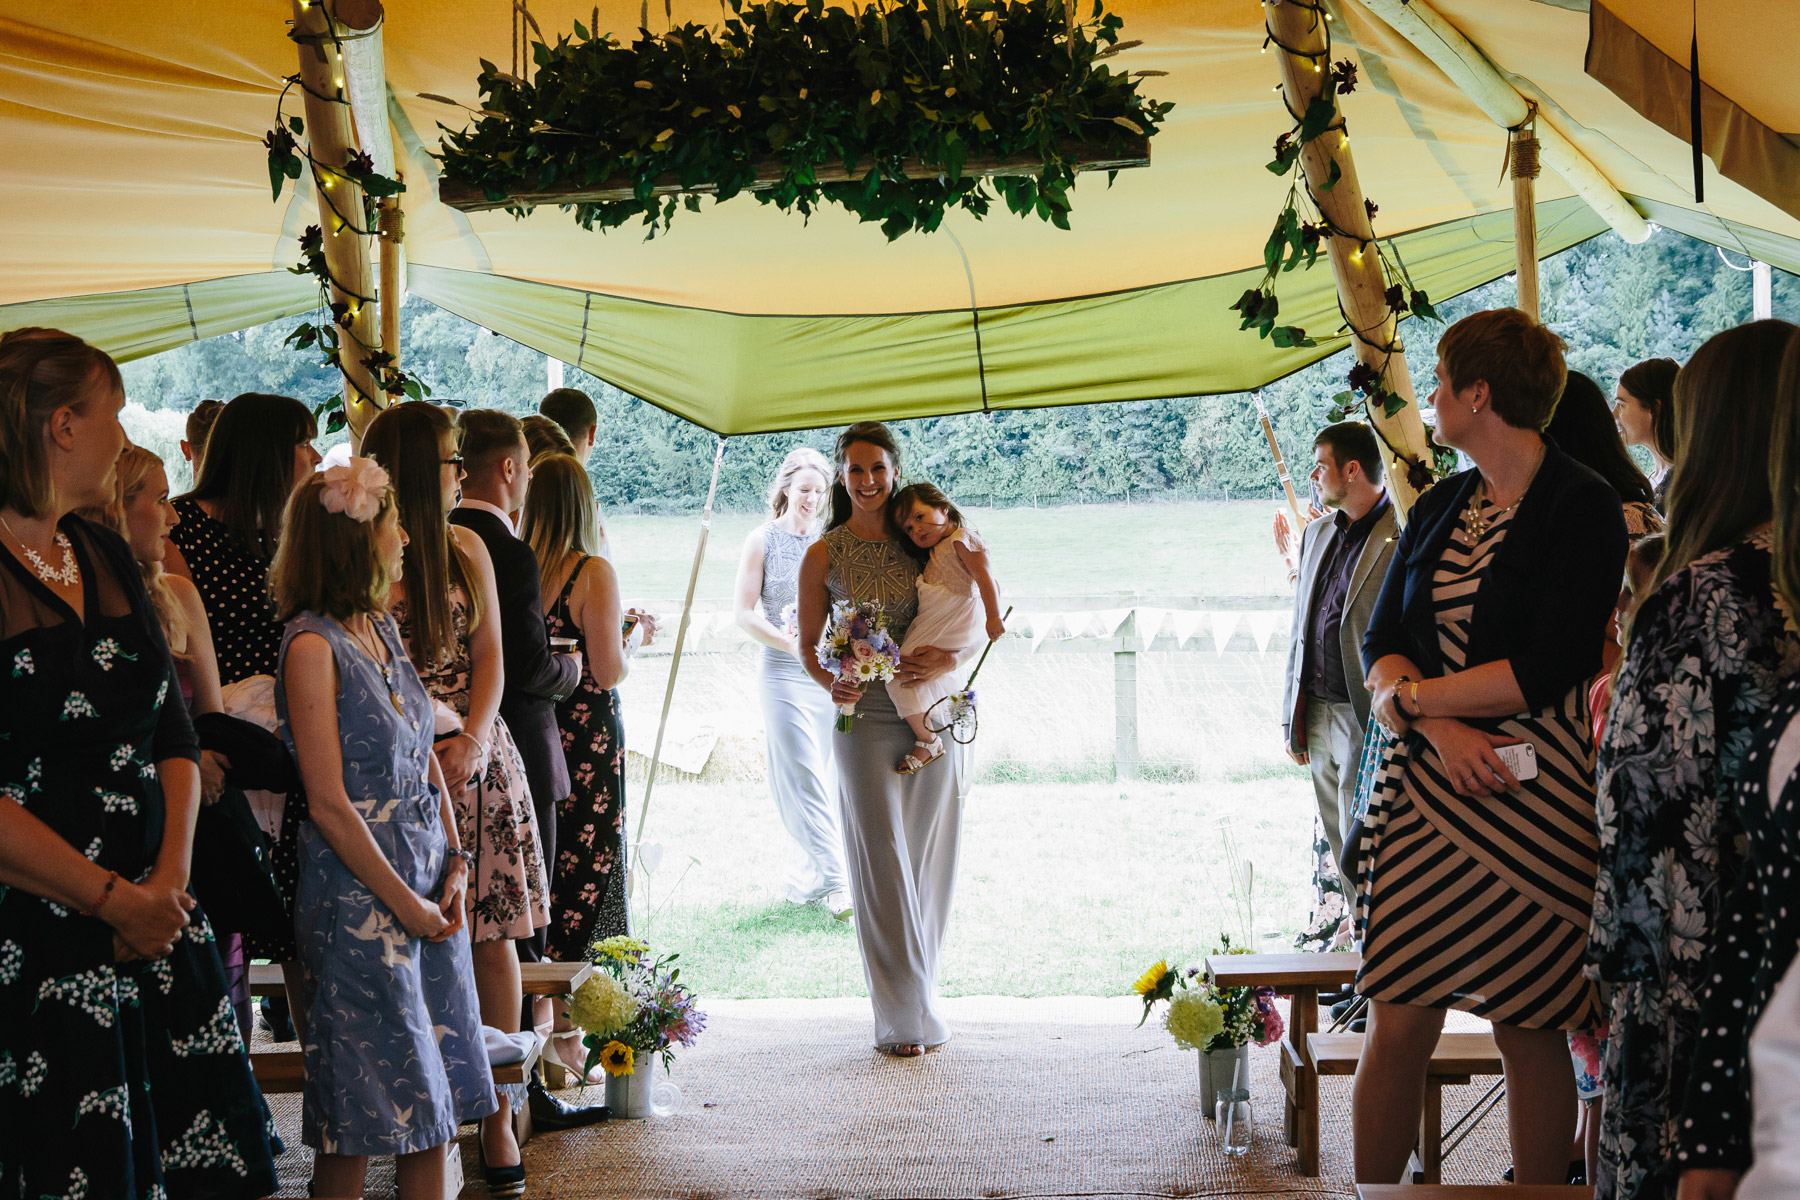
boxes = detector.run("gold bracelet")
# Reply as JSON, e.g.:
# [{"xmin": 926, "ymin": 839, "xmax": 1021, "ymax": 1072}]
[{"xmin": 1409, "ymin": 679, "xmax": 1422, "ymax": 718}]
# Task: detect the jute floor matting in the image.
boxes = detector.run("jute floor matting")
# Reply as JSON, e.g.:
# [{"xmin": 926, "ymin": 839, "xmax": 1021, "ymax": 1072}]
[{"xmin": 267, "ymin": 997, "xmax": 1515, "ymax": 1199}]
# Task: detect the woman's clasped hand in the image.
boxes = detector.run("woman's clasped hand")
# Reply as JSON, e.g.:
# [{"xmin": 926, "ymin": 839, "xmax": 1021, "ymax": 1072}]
[{"xmin": 109, "ymin": 876, "xmax": 197, "ymax": 961}]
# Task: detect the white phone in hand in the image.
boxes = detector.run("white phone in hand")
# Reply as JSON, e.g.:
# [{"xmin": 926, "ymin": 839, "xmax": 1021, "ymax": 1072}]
[{"xmin": 1493, "ymin": 741, "xmax": 1539, "ymax": 783}]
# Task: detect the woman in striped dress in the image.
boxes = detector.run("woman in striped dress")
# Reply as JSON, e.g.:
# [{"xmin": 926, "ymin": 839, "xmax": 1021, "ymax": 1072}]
[{"xmin": 1354, "ymin": 309, "xmax": 1626, "ymax": 1185}]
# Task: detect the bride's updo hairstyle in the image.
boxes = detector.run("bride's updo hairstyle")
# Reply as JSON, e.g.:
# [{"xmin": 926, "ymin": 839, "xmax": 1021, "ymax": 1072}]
[{"xmin": 828, "ymin": 421, "xmax": 904, "ymax": 531}]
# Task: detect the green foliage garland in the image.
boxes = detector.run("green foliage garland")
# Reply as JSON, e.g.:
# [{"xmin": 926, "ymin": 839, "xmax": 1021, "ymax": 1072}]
[
  {"xmin": 1232, "ymin": 0, "xmax": 1452, "ymax": 488},
  {"xmin": 264, "ymin": 69, "xmax": 431, "ymax": 433},
  {"xmin": 434, "ymin": 0, "xmax": 1172, "ymax": 240}
]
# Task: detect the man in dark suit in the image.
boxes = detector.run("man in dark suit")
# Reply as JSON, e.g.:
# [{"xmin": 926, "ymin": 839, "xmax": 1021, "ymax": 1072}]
[
  {"xmin": 1281, "ymin": 422, "xmax": 1398, "ymax": 896},
  {"xmin": 450, "ymin": 409, "xmax": 604, "ymax": 1128}
]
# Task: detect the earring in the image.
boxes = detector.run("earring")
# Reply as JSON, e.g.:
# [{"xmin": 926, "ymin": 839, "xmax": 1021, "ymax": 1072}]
[{"xmin": 1471, "ymin": 406, "xmax": 1478, "ymax": 414}]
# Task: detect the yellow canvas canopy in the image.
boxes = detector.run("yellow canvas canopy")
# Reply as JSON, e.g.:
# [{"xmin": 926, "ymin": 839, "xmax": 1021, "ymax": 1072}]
[{"xmin": 2, "ymin": 0, "xmax": 1796, "ymax": 433}]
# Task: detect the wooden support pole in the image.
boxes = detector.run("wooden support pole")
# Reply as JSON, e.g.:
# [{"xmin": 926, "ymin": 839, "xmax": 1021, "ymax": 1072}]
[
  {"xmin": 1266, "ymin": 1, "xmax": 1435, "ymax": 514},
  {"xmin": 291, "ymin": 0, "xmax": 385, "ymax": 442},
  {"xmin": 1511, "ymin": 126, "xmax": 1540, "ymax": 321},
  {"xmin": 378, "ymin": 196, "xmax": 404, "ymax": 365}
]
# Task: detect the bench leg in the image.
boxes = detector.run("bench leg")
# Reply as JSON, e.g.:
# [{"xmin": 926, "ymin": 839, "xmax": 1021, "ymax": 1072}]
[
  {"xmin": 513, "ymin": 1093, "xmax": 534, "ymax": 1148},
  {"xmin": 1291, "ymin": 989, "xmax": 1321, "ymax": 1177},
  {"xmin": 1415, "ymin": 1082, "xmax": 1443, "ymax": 1184},
  {"xmin": 442, "ymin": 1139, "xmax": 465, "ymax": 1199}
]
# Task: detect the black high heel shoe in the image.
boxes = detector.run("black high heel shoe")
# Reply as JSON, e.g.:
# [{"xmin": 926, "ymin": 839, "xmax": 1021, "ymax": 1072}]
[{"xmin": 479, "ymin": 1132, "xmax": 528, "ymax": 1199}]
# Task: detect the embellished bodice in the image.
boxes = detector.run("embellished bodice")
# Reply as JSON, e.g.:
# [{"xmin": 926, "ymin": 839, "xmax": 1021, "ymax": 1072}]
[
  {"xmin": 821, "ymin": 525, "xmax": 919, "ymax": 644},
  {"xmin": 759, "ymin": 522, "xmax": 817, "ymax": 632}
]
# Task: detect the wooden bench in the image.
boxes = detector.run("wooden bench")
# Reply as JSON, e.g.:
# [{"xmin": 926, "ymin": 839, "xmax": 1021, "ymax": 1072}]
[
  {"xmin": 248, "ymin": 960, "xmax": 593, "ymax": 1004},
  {"xmin": 252, "ymin": 1036, "xmax": 544, "ymax": 1148},
  {"xmin": 1312, "ymin": 1031, "xmax": 1504, "ymax": 1184},
  {"xmin": 1358, "ymin": 1188, "xmax": 1593, "ymax": 1199},
  {"xmin": 1205, "ymin": 951, "xmax": 1360, "ymax": 1176}
]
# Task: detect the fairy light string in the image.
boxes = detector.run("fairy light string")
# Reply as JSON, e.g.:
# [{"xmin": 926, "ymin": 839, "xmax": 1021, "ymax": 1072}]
[{"xmin": 1235, "ymin": 0, "xmax": 1446, "ymax": 492}]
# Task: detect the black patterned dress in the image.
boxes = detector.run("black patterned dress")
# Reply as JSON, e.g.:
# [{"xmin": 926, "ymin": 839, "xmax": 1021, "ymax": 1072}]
[
  {"xmin": 0, "ymin": 518, "xmax": 277, "ymax": 1198},
  {"xmin": 1355, "ymin": 497, "xmax": 1602, "ymax": 1030},
  {"xmin": 544, "ymin": 556, "xmax": 629, "ymax": 961},
  {"xmin": 1590, "ymin": 529, "xmax": 1800, "ymax": 1200},
  {"xmin": 168, "ymin": 497, "xmax": 302, "ymax": 963}
]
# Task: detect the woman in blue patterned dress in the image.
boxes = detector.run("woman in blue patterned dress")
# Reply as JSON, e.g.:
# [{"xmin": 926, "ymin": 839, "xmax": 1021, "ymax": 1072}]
[
  {"xmin": 272, "ymin": 460, "xmax": 494, "ymax": 1199},
  {"xmin": 1591, "ymin": 320, "xmax": 1800, "ymax": 1200},
  {"xmin": 0, "ymin": 332, "xmax": 276, "ymax": 1198}
]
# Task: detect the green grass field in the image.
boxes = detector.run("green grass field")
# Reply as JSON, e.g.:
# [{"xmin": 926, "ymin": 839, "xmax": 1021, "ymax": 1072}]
[{"xmin": 605, "ymin": 499, "xmax": 1291, "ymax": 602}]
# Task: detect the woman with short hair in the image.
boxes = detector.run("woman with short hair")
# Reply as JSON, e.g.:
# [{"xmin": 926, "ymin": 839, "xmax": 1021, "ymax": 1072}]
[
  {"xmin": 1590, "ymin": 319, "xmax": 1800, "ymax": 1200},
  {"xmin": 734, "ymin": 446, "xmax": 850, "ymax": 918},
  {"xmin": 1356, "ymin": 308, "xmax": 1627, "ymax": 1185},
  {"xmin": 0, "ymin": 332, "xmax": 277, "ymax": 1199}
]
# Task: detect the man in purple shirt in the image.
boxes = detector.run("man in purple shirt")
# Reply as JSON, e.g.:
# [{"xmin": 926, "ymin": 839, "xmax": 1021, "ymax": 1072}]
[{"xmin": 1280, "ymin": 422, "xmax": 1398, "ymax": 891}]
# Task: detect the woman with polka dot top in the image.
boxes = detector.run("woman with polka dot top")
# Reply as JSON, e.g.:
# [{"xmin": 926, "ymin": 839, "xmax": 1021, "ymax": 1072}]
[{"xmin": 165, "ymin": 392, "xmax": 321, "ymax": 969}]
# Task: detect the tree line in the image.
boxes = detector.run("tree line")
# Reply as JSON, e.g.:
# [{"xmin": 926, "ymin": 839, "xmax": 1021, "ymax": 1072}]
[{"xmin": 119, "ymin": 227, "xmax": 1796, "ymax": 512}]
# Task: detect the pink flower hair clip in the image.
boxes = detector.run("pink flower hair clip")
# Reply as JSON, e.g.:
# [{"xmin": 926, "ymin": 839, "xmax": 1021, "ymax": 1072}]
[{"xmin": 319, "ymin": 457, "xmax": 390, "ymax": 523}]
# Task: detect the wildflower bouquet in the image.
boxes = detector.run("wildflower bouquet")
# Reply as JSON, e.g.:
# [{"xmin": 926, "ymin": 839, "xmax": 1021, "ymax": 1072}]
[
  {"xmin": 568, "ymin": 936, "xmax": 706, "ymax": 1078},
  {"xmin": 816, "ymin": 600, "xmax": 902, "ymax": 731},
  {"xmin": 1131, "ymin": 938, "xmax": 1285, "ymax": 1054}
]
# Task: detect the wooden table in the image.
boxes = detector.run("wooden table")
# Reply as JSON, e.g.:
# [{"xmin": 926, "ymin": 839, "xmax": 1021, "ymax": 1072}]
[{"xmin": 1204, "ymin": 951, "xmax": 1360, "ymax": 1176}]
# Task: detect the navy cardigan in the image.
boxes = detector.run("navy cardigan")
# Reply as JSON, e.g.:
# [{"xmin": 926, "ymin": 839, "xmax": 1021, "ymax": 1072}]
[{"xmin": 1360, "ymin": 441, "xmax": 1627, "ymax": 712}]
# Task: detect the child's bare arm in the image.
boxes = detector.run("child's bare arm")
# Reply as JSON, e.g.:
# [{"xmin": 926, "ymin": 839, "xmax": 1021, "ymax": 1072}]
[{"xmin": 954, "ymin": 540, "xmax": 1006, "ymax": 642}]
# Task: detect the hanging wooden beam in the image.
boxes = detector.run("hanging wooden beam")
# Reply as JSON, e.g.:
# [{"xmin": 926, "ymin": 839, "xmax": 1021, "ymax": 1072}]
[
  {"xmin": 1360, "ymin": 0, "xmax": 1651, "ymax": 244},
  {"xmin": 1266, "ymin": 1, "xmax": 1435, "ymax": 514},
  {"xmin": 291, "ymin": 0, "xmax": 385, "ymax": 441},
  {"xmin": 1511, "ymin": 125, "xmax": 1540, "ymax": 321},
  {"xmin": 438, "ymin": 139, "xmax": 1150, "ymax": 213}
]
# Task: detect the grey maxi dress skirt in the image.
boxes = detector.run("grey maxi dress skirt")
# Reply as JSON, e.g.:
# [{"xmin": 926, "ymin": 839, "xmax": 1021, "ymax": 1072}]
[
  {"xmin": 757, "ymin": 522, "xmax": 848, "ymax": 903},
  {"xmin": 822, "ymin": 526, "xmax": 969, "ymax": 1048}
]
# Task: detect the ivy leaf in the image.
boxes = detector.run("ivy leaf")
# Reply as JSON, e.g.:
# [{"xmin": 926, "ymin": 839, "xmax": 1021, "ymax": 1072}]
[
  {"xmin": 288, "ymin": 115, "xmax": 305, "ymax": 136},
  {"xmin": 325, "ymin": 410, "xmax": 348, "ymax": 435},
  {"xmin": 1270, "ymin": 325, "xmax": 1315, "ymax": 349},
  {"xmin": 1379, "ymin": 389, "xmax": 1407, "ymax": 418},
  {"xmin": 1409, "ymin": 289, "xmax": 1442, "ymax": 322},
  {"xmin": 1316, "ymin": 158, "xmax": 1342, "ymax": 193},
  {"xmin": 1298, "ymin": 96, "xmax": 1335, "ymax": 145}
]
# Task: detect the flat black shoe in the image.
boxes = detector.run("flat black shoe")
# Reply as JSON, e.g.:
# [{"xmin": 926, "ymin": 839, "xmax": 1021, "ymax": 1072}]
[
  {"xmin": 1329, "ymin": 996, "xmax": 1360, "ymax": 1022},
  {"xmin": 527, "ymin": 1080, "xmax": 610, "ymax": 1131},
  {"xmin": 1318, "ymin": 988, "xmax": 1356, "ymax": 1007},
  {"xmin": 1348, "ymin": 1016, "xmax": 1367, "ymax": 1033}
]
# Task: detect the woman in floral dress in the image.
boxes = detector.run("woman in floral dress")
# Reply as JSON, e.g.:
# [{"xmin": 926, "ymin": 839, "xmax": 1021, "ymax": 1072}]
[
  {"xmin": 363, "ymin": 402, "xmax": 547, "ymax": 1183},
  {"xmin": 0, "ymin": 332, "xmax": 276, "ymax": 1199},
  {"xmin": 521, "ymin": 454, "xmax": 642, "ymax": 958},
  {"xmin": 1591, "ymin": 320, "xmax": 1800, "ymax": 1200}
]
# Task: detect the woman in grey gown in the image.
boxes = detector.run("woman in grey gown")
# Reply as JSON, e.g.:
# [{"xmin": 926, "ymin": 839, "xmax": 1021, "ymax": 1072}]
[
  {"xmin": 733, "ymin": 447, "xmax": 851, "ymax": 919},
  {"xmin": 796, "ymin": 423, "xmax": 966, "ymax": 1057}
]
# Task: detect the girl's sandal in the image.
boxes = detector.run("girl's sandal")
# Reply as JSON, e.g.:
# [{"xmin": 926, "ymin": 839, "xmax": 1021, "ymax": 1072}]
[
  {"xmin": 880, "ymin": 1042, "xmax": 926, "ymax": 1057},
  {"xmin": 897, "ymin": 740, "xmax": 944, "ymax": 775}
]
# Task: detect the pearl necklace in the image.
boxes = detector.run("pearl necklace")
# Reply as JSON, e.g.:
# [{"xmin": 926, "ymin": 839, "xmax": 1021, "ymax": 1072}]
[
  {"xmin": 1461, "ymin": 445, "xmax": 1547, "ymax": 542},
  {"xmin": 0, "ymin": 515, "xmax": 79, "ymax": 586}
]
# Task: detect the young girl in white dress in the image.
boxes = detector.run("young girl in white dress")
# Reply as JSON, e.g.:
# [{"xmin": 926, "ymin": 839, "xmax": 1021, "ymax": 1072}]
[{"xmin": 887, "ymin": 483, "xmax": 1005, "ymax": 773}]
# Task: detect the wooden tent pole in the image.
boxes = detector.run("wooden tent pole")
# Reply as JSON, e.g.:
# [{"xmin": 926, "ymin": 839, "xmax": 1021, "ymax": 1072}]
[
  {"xmin": 1511, "ymin": 126, "xmax": 1540, "ymax": 321},
  {"xmin": 291, "ymin": 0, "xmax": 385, "ymax": 443},
  {"xmin": 378, "ymin": 196, "xmax": 403, "ymax": 365},
  {"xmin": 1266, "ymin": 1, "xmax": 1434, "ymax": 515}
]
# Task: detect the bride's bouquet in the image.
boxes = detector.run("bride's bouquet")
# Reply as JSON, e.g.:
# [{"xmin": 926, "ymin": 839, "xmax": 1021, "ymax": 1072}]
[{"xmin": 817, "ymin": 600, "xmax": 902, "ymax": 732}]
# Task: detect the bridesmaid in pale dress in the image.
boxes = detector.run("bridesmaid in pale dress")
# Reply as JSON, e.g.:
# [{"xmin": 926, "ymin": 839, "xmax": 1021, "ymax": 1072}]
[
  {"xmin": 795, "ymin": 423, "xmax": 964, "ymax": 1057},
  {"xmin": 733, "ymin": 447, "xmax": 850, "ymax": 918}
]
